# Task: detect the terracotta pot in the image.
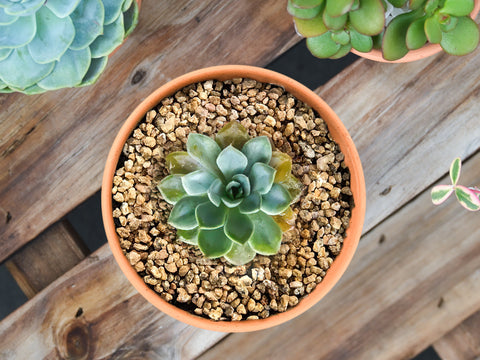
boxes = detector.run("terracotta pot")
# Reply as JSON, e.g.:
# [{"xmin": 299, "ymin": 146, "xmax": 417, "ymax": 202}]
[
  {"xmin": 352, "ymin": 1, "xmax": 480, "ymax": 63},
  {"xmin": 101, "ymin": 65, "xmax": 366, "ymax": 332}
]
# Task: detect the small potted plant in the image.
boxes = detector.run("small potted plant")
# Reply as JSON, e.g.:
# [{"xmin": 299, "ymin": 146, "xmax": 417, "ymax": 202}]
[
  {"xmin": 102, "ymin": 65, "xmax": 366, "ymax": 332},
  {"xmin": 288, "ymin": 0, "xmax": 480, "ymax": 62},
  {"xmin": 0, "ymin": 0, "xmax": 140, "ymax": 94}
]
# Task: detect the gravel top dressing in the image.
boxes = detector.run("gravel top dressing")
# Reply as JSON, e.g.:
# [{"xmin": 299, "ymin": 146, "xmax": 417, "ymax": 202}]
[{"xmin": 112, "ymin": 78, "xmax": 353, "ymax": 321}]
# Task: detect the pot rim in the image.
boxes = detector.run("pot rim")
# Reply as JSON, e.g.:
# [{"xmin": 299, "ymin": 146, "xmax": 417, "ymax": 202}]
[
  {"xmin": 352, "ymin": 1, "xmax": 480, "ymax": 63},
  {"xmin": 101, "ymin": 65, "xmax": 366, "ymax": 332}
]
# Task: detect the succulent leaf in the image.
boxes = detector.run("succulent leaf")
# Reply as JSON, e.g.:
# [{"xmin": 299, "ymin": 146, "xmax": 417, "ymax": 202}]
[
  {"xmin": 224, "ymin": 242, "xmax": 256, "ymax": 266},
  {"xmin": 409, "ymin": 0, "xmax": 427, "ymax": 9},
  {"xmin": 215, "ymin": 121, "xmax": 251, "ymax": 150},
  {"xmin": 449, "ymin": 157, "xmax": 461, "ymax": 185},
  {"xmin": 425, "ymin": 0, "xmax": 441, "ymax": 14},
  {"xmin": 103, "ymin": 0, "xmax": 127, "ymax": 25},
  {"xmin": 273, "ymin": 207, "xmax": 296, "ymax": 232},
  {"xmin": 221, "ymin": 193, "xmax": 244, "ymax": 208},
  {"xmin": 123, "ymin": 0, "xmax": 139, "ymax": 37},
  {"xmin": 3, "ymin": 0, "xmax": 44, "ymax": 16},
  {"xmin": 89, "ymin": 13, "xmax": 124, "ymax": 58},
  {"xmin": 195, "ymin": 202, "xmax": 227, "ymax": 229},
  {"xmin": 198, "ymin": 228, "xmax": 233, "ymax": 258},
  {"xmin": 70, "ymin": 0, "xmax": 105, "ymax": 50},
  {"xmin": 248, "ymin": 211, "xmax": 283, "ymax": 255},
  {"xmin": 157, "ymin": 174, "xmax": 187, "ymax": 205},
  {"xmin": 280, "ymin": 173, "xmax": 304, "ymax": 202},
  {"xmin": 440, "ymin": 16, "xmax": 479, "ymax": 55},
  {"xmin": 330, "ymin": 43, "xmax": 353, "ymax": 58},
  {"xmin": 350, "ymin": 27, "xmax": 373, "ymax": 52},
  {"xmin": 168, "ymin": 196, "xmax": 206, "ymax": 230},
  {"xmin": 424, "ymin": 15, "xmax": 443, "ymax": 43},
  {"xmin": 123, "ymin": 0, "xmax": 134, "ymax": 12},
  {"xmin": 270, "ymin": 151, "xmax": 293, "ymax": 182},
  {"xmin": 231, "ymin": 174, "xmax": 251, "ymax": 198},
  {"xmin": 79, "ymin": 56, "xmax": 108, "ymax": 86},
  {"xmin": 0, "ymin": 7, "xmax": 18, "ymax": 25},
  {"xmin": 45, "ymin": 0, "xmax": 82, "ymax": 18},
  {"xmin": 291, "ymin": 0, "xmax": 325, "ymax": 9},
  {"xmin": 166, "ymin": 151, "xmax": 200, "ymax": 175},
  {"xmin": 239, "ymin": 191, "xmax": 262, "ymax": 214},
  {"xmin": 287, "ymin": 0, "xmax": 323, "ymax": 19},
  {"xmin": 177, "ymin": 228, "xmax": 199, "ymax": 245},
  {"xmin": 306, "ymin": 32, "xmax": 341, "ymax": 58},
  {"xmin": 383, "ymin": 9, "xmax": 423, "ymax": 60},
  {"xmin": 294, "ymin": 12, "xmax": 329, "ymax": 37},
  {"xmin": 181, "ymin": 169, "xmax": 218, "ymax": 196},
  {"xmin": 242, "ymin": 136, "xmax": 272, "ymax": 172},
  {"xmin": 349, "ymin": 0, "xmax": 385, "ymax": 36},
  {"xmin": 455, "ymin": 185, "xmax": 480, "ymax": 211},
  {"xmin": 326, "ymin": 0, "xmax": 355, "ymax": 17},
  {"xmin": 0, "ymin": 47, "xmax": 12, "ymax": 61},
  {"xmin": 406, "ymin": 17, "xmax": 427, "ymax": 50},
  {"xmin": 441, "ymin": 0, "xmax": 474, "ymax": 16},
  {"xmin": 187, "ymin": 133, "xmax": 223, "ymax": 178},
  {"xmin": 0, "ymin": 14, "xmax": 35, "ymax": 49},
  {"xmin": 216, "ymin": 145, "xmax": 248, "ymax": 180},
  {"xmin": 249, "ymin": 163, "xmax": 276, "ymax": 195},
  {"xmin": 224, "ymin": 208, "xmax": 254, "ymax": 244},
  {"xmin": 261, "ymin": 183, "xmax": 293, "ymax": 215},
  {"xmin": 431, "ymin": 184, "xmax": 454, "ymax": 205},
  {"xmin": 323, "ymin": 11, "xmax": 348, "ymax": 30},
  {"xmin": 331, "ymin": 30, "xmax": 350, "ymax": 45},
  {"xmin": 208, "ymin": 178, "xmax": 225, "ymax": 207}
]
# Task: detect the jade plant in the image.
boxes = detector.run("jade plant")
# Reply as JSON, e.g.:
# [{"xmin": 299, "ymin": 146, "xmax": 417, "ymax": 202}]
[
  {"xmin": 157, "ymin": 122, "xmax": 302, "ymax": 265},
  {"xmin": 289, "ymin": 0, "xmax": 480, "ymax": 61},
  {"xmin": 0, "ymin": 0, "xmax": 139, "ymax": 94},
  {"xmin": 431, "ymin": 158, "xmax": 480, "ymax": 211}
]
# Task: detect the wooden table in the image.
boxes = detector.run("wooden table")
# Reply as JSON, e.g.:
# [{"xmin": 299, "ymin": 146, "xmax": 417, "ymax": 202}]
[{"xmin": 1, "ymin": 1, "xmax": 480, "ymax": 359}]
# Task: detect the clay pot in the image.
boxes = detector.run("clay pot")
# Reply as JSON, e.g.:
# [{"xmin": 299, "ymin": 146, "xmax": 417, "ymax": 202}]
[
  {"xmin": 101, "ymin": 65, "xmax": 366, "ymax": 332},
  {"xmin": 352, "ymin": 1, "xmax": 480, "ymax": 63}
]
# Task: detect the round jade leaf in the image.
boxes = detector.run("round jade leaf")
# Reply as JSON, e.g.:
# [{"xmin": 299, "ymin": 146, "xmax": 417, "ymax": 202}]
[
  {"xmin": 241, "ymin": 136, "xmax": 272, "ymax": 172},
  {"xmin": 0, "ymin": 46, "xmax": 54, "ymax": 89},
  {"xmin": 216, "ymin": 145, "xmax": 248, "ymax": 180},
  {"xmin": 37, "ymin": 47, "xmax": 91, "ymax": 90},
  {"xmin": 177, "ymin": 227, "xmax": 199, "ymax": 245},
  {"xmin": 182, "ymin": 169, "xmax": 217, "ymax": 196},
  {"xmin": 198, "ymin": 228, "xmax": 233, "ymax": 258},
  {"xmin": 78, "ymin": 56, "xmax": 108, "ymax": 86},
  {"xmin": 424, "ymin": 15, "xmax": 443, "ymax": 44},
  {"xmin": 441, "ymin": 0, "xmax": 474, "ymax": 17},
  {"xmin": 287, "ymin": 0, "xmax": 323, "ymax": 19},
  {"xmin": 3, "ymin": 0, "xmax": 44, "ymax": 16},
  {"xmin": 165, "ymin": 151, "xmax": 200, "ymax": 175},
  {"xmin": 89, "ymin": 13, "xmax": 125, "ymax": 58},
  {"xmin": 383, "ymin": 11, "xmax": 421, "ymax": 60},
  {"xmin": 70, "ymin": 0, "xmax": 104, "ymax": 50},
  {"xmin": 326, "ymin": 0, "xmax": 354, "ymax": 17},
  {"xmin": 249, "ymin": 163, "xmax": 276, "ymax": 195},
  {"xmin": 224, "ymin": 242, "xmax": 256, "ymax": 266},
  {"xmin": 306, "ymin": 32, "xmax": 341, "ymax": 58},
  {"xmin": 123, "ymin": 0, "xmax": 139, "ymax": 37},
  {"xmin": 331, "ymin": 30, "xmax": 350, "ymax": 45},
  {"xmin": 440, "ymin": 16, "xmax": 479, "ymax": 55},
  {"xmin": 409, "ymin": 0, "xmax": 427, "ymax": 10},
  {"xmin": 239, "ymin": 191, "xmax": 262, "ymax": 214},
  {"xmin": 224, "ymin": 208, "xmax": 254, "ymax": 245},
  {"xmin": 323, "ymin": 11, "xmax": 348, "ymax": 31},
  {"xmin": 330, "ymin": 43, "xmax": 352, "ymax": 59},
  {"xmin": 45, "ymin": 0, "xmax": 82, "ymax": 18},
  {"xmin": 406, "ymin": 17, "xmax": 427, "ymax": 50},
  {"xmin": 291, "ymin": 0, "xmax": 324, "ymax": 9},
  {"xmin": 261, "ymin": 183, "xmax": 293, "ymax": 216},
  {"xmin": 215, "ymin": 121, "xmax": 251, "ymax": 150},
  {"xmin": 157, "ymin": 174, "xmax": 187, "ymax": 205},
  {"xmin": 349, "ymin": 0, "xmax": 385, "ymax": 36},
  {"xmin": 208, "ymin": 178, "xmax": 225, "ymax": 207},
  {"xmin": 195, "ymin": 202, "xmax": 227, "ymax": 229},
  {"xmin": 187, "ymin": 133, "xmax": 222, "ymax": 178},
  {"xmin": 248, "ymin": 211, "xmax": 282, "ymax": 256},
  {"xmin": 168, "ymin": 196, "xmax": 206, "ymax": 230},
  {"xmin": 350, "ymin": 27, "xmax": 373, "ymax": 52},
  {"xmin": 0, "ymin": 14, "xmax": 35, "ymax": 49},
  {"xmin": 294, "ymin": 12, "xmax": 328, "ymax": 38},
  {"xmin": 0, "ymin": 7, "xmax": 18, "ymax": 25},
  {"xmin": 28, "ymin": 6, "xmax": 75, "ymax": 64}
]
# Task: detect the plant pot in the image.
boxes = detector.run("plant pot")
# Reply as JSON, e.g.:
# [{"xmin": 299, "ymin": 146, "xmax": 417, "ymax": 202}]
[
  {"xmin": 352, "ymin": 1, "xmax": 480, "ymax": 63},
  {"xmin": 101, "ymin": 65, "xmax": 366, "ymax": 332}
]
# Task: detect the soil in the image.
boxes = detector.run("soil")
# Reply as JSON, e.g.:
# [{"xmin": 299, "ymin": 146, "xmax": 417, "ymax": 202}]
[{"xmin": 112, "ymin": 77, "xmax": 353, "ymax": 321}]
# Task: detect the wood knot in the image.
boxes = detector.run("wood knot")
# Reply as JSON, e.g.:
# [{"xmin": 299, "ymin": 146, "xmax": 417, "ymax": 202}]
[
  {"xmin": 131, "ymin": 69, "xmax": 146, "ymax": 85},
  {"xmin": 56, "ymin": 319, "xmax": 91, "ymax": 360},
  {"xmin": 379, "ymin": 186, "xmax": 392, "ymax": 196}
]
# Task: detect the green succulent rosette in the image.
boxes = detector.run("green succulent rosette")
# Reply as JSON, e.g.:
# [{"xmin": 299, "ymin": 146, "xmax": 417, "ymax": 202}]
[
  {"xmin": 157, "ymin": 122, "xmax": 302, "ymax": 266},
  {"xmin": 0, "ymin": 0, "xmax": 139, "ymax": 94}
]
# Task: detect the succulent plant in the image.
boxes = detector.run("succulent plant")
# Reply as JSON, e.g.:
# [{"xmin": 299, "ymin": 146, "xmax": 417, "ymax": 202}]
[
  {"xmin": 0, "ymin": 0, "xmax": 139, "ymax": 94},
  {"xmin": 157, "ymin": 122, "xmax": 302, "ymax": 265},
  {"xmin": 431, "ymin": 157, "xmax": 480, "ymax": 211},
  {"xmin": 288, "ymin": 0, "xmax": 479, "ymax": 61}
]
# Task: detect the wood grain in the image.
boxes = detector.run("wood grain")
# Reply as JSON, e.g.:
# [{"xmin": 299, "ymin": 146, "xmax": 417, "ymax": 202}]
[
  {"xmin": 199, "ymin": 151, "xmax": 480, "ymax": 360},
  {"xmin": 5, "ymin": 220, "xmax": 88, "ymax": 298},
  {"xmin": 434, "ymin": 310, "xmax": 480, "ymax": 360},
  {"xmin": 0, "ymin": 0, "xmax": 300, "ymax": 263}
]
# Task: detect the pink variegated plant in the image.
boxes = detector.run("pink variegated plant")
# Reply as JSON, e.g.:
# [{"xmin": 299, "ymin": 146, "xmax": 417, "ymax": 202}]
[{"xmin": 431, "ymin": 158, "xmax": 480, "ymax": 211}]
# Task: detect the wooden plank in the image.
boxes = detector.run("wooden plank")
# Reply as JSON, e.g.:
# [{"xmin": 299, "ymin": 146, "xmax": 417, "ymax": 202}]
[
  {"xmin": 434, "ymin": 310, "xmax": 480, "ymax": 360},
  {"xmin": 0, "ymin": 0, "xmax": 300, "ymax": 263},
  {"xmin": 198, "ymin": 151, "xmax": 480, "ymax": 360},
  {"xmin": 5, "ymin": 220, "xmax": 88, "ymax": 298},
  {"xmin": 0, "ymin": 245, "xmax": 224, "ymax": 360}
]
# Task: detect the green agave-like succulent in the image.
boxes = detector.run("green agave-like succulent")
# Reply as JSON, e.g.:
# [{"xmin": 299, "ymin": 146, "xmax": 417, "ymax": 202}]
[
  {"xmin": 289, "ymin": 0, "xmax": 479, "ymax": 61},
  {"xmin": 0, "ymin": 0, "xmax": 139, "ymax": 94},
  {"xmin": 157, "ymin": 122, "xmax": 302, "ymax": 266}
]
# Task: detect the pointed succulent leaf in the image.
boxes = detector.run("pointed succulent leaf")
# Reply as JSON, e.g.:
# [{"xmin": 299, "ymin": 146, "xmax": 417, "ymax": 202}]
[
  {"xmin": 215, "ymin": 121, "xmax": 251, "ymax": 150},
  {"xmin": 3, "ymin": 0, "xmax": 44, "ymax": 16},
  {"xmin": 70, "ymin": 0, "xmax": 105, "ymax": 50},
  {"xmin": 291, "ymin": 0, "xmax": 324, "ymax": 8},
  {"xmin": 449, "ymin": 158, "xmax": 461, "ymax": 185},
  {"xmin": 270, "ymin": 151, "xmax": 293, "ymax": 182},
  {"xmin": 294, "ymin": 12, "xmax": 328, "ymax": 37},
  {"xmin": 440, "ymin": 16, "xmax": 479, "ymax": 55},
  {"xmin": 157, "ymin": 174, "xmax": 187, "ymax": 205},
  {"xmin": 261, "ymin": 183, "xmax": 293, "ymax": 215},
  {"xmin": 406, "ymin": 17, "xmax": 427, "ymax": 50},
  {"xmin": 187, "ymin": 133, "xmax": 223, "ymax": 178},
  {"xmin": 221, "ymin": 193, "xmax": 243, "ymax": 208},
  {"xmin": 242, "ymin": 136, "xmax": 272, "ymax": 172},
  {"xmin": 349, "ymin": 0, "xmax": 385, "ymax": 36},
  {"xmin": 326, "ymin": 0, "xmax": 355, "ymax": 17},
  {"xmin": 16, "ymin": 84, "xmax": 47, "ymax": 95},
  {"xmin": 90, "ymin": 13, "xmax": 125, "ymax": 58},
  {"xmin": 216, "ymin": 145, "xmax": 248, "ymax": 180},
  {"xmin": 225, "ymin": 181, "xmax": 242, "ymax": 200},
  {"xmin": 45, "ymin": 0, "xmax": 82, "ymax": 18},
  {"xmin": 0, "ymin": 14, "xmax": 35, "ymax": 49},
  {"xmin": 224, "ymin": 242, "xmax": 256, "ymax": 266},
  {"xmin": 208, "ymin": 178, "xmax": 225, "ymax": 207},
  {"xmin": 123, "ymin": 0, "xmax": 139, "ymax": 37},
  {"xmin": 424, "ymin": 15, "xmax": 443, "ymax": 44},
  {"xmin": 273, "ymin": 207, "xmax": 296, "ymax": 232},
  {"xmin": 0, "ymin": 7, "xmax": 18, "ymax": 25},
  {"xmin": 249, "ymin": 163, "xmax": 276, "ymax": 195},
  {"xmin": 177, "ymin": 227, "xmax": 199, "ymax": 245},
  {"xmin": 195, "ymin": 202, "xmax": 227, "ymax": 229},
  {"xmin": 248, "ymin": 211, "xmax": 283, "ymax": 255},
  {"xmin": 350, "ymin": 27, "xmax": 373, "ymax": 52},
  {"xmin": 181, "ymin": 169, "xmax": 217, "ymax": 196},
  {"xmin": 441, "ymin": 0, "xmax": 474, "ymax": 16},
  {"xmin": 224, "ymin": 208, "xmax": 254, "ymax": 245},
  {"xmin": 37, "ymin": 48, "xmax": 91, "ymax": 90},
  {"xmin": 330, "ymin": 43, "xmax": 352, "ymax": 58},
  {"xmin": 383, "ymin": 10, "xmax": 423, "ymax": 60},
  {"xmin": 103, "ymin": 0, "xmax": 127, "ymax": 25},
  {"xmin": 0, "ymin": 46, "xmax": 54, "ymax": 89},
  {"xmin": 28, "ymin": 6, "xmax": 75, "ymax": 64},
  {"xmin": 455, "ymin": 185, "xmax": 480, "ymax": 211},
  {"xmin": 165, "ymin": 151, "xmax": 200, "ymax": 175},
  {"xmin": 287, "ymin": 0, "xmax": 323, "ymax": 19},
  {"xmin": 306, "ymin": 32, "xmax": 341, "ymax": 58},
  {"xmin": 168, "ymin": 196, "xmax": 206, "ymax": 230},
  {"xmin": 431, "ymin": 184, "xmax": 454, "ymax": 205},
  {"xmin": 79, "ymin": 56, "xmax": 108, "ymax": 86},
  {"xmin": 197, "ymin": 228, "xmax": 233, "ymax": 258},
  {"xmin": 323, "ymin": 11, "xmax": 348, "ymax": 31},
  {"xmin": 280, "ymin": 173, "xmax": 304, "ymax": 203},
  {"xmin": 232, "ymin": 174, "xmax": 251, "ymax": 197},
  {"xmin": 123, "ymin": 0, "xmax": 134, "ymax": 12},
  {"xmin": 0, "ymin": 48, "xmax": 12, "ymax": 61},
  {"xmin": 239, "ymin": 191, "xmax": 262, "ymax": 214}
]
